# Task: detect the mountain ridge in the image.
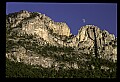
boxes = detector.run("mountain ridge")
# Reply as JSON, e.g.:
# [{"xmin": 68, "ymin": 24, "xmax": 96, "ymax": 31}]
[{"xmin": 6, "ymin": 10, "xmax": 117, "ymax": 78}]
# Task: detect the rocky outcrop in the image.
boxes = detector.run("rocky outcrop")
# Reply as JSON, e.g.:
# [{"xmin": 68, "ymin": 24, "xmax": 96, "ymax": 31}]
[
  {"xmin": 49, "ymin": 22, "xmax": 71, "ymax": 36},
  {"xmin": 6, "ymin": 46, "xmax": 80, "ymax": 70},
  {"xmin": 74, "ymin": 25, "xmax": 117, "ymax": 62},
  {"xmin": 6, "ymin": 10, "xmax": 117, "ymax": 70},
  {"xmin": 6, "ymin": 10, "xmax": 71, "ymax": 46}
]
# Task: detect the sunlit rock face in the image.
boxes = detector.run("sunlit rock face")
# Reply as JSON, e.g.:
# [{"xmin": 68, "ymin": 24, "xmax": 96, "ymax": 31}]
[
  {"xmin": 74, "ymin": 25, "xmax": 117, "ymax": 62},
  {"xmin": 6, "ymin": 10, "xmax": 117, "ymax": 70},
  {"xmin": 49, "ymin": 22, "xmax": 71, "ymax": 36}
]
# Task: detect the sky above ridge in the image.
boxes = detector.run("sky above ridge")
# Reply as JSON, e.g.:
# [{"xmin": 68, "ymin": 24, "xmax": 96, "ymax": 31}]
[{"xmin": 6, "ymin": 2, "xmax": 117, "ymax": 36}]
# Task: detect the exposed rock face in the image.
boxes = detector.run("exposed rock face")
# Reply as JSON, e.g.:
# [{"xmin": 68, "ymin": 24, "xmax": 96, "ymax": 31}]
[
  {"xmin": 76, "ymin": 25, "xmax": 117, "ymax": 62},
  {"xmin": 6, "ymin": 10, "xmax": 117, "ymax": 70},
  {"xmin": 49, "ymin": 22, "xmax": 71, "ymax": 36},
  {"xmin": 6, "ymin": 46, "xmax": 80, "ymax": 70},
  {"xmin": 6, "ymin": 10, "xmax": 71, "ymax": 46}
]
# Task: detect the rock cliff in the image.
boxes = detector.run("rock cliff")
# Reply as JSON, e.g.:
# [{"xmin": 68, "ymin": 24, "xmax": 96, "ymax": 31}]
[{"xmin": 6, "ymin": 10, "xmax": 117, "ymax": 71}]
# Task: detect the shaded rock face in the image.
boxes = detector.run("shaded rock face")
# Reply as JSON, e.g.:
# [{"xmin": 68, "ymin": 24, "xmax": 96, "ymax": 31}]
[{"xmin": 6, "ymin": 10, "xmax": 117, "ymax": 69}]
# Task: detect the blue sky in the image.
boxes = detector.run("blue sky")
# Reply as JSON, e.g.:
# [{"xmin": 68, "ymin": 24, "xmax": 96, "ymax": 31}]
[{"xmin": 6, "ymin": 2, "xmax": 117, "ymax": 36}]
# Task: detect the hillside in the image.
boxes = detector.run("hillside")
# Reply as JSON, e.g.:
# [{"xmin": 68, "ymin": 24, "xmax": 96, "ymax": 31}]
[{"xmin": 6, "ymin": 10, "xmax": 117, "ymax": 78}]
